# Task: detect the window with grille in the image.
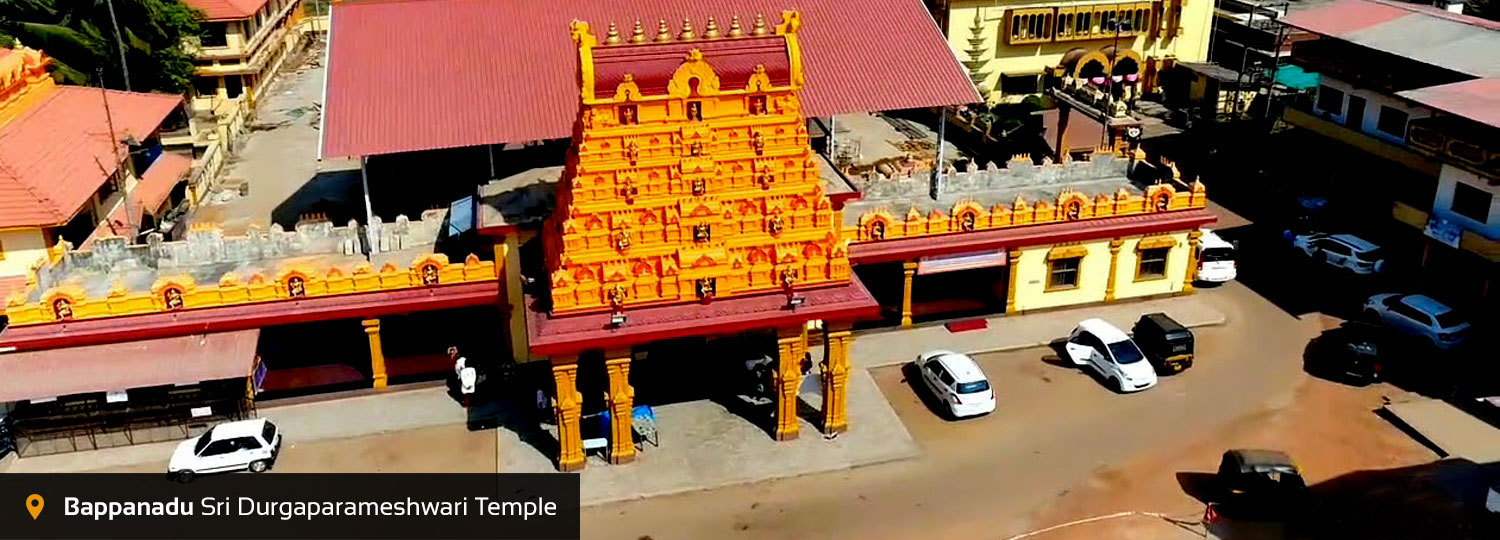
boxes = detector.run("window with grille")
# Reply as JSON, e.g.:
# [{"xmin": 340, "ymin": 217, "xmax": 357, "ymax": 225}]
[
  {"xmin": 1137, "ymin": 247, "xmax": 1170, "ymax": 280},
  {"xmin": 1048, "ymin": 257, "xmax": 1082, "ymax": 290}
]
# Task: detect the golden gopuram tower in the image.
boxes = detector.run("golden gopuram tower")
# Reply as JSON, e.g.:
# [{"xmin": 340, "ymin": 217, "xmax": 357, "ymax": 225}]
[{"xmin": 546, "ymin": 11, "xmax": 851, "ymax": 314}]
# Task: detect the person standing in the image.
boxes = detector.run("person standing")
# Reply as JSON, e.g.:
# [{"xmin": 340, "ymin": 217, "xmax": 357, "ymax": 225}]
[{"xmin": 459, "ymin": 365, "xmax": 477, "ymax": 407}]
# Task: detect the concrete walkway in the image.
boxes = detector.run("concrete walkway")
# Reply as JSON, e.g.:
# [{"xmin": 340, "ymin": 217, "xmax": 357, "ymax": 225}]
[
  {"xmin": 852, "ymin": 294, "xmax": 1227, "ymax": 369},
  {"xmin": 498, "ymin": 369, "xmax": 919, "ymax": 507},
  {"xmin": 1383, "ymin": 398, "xmax": 1500, "ymax": 464},
  {"xmin": 2, "ymin": 386, "xmax": 466, "ymax": 473}
]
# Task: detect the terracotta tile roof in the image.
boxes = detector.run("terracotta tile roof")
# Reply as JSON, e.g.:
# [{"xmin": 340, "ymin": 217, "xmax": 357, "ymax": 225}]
[
  {"xmin": 0, "ymin": 87, "xmax": 183, "ymax": 229},
  {"xmin": 1397, "ymin": 78, "xmax": 1500, "ymax": 130},
  {"xmin": 81, "ymin": 152, "xmax": 195, "ymax": 248},
  {"xmin": 0, "ymin": 329, "xmax": 259, "ymax": 402},
  {"xmin": 1280, "ymin": 0, "xmax": 1500, "ymax": 78},
  {"xmin": 183, "ymin": 0, "xmax": 271, "ymax": 21},
  {"xmin": 321, "ymin": 0, "xmax": 981, "ymax": 158}
]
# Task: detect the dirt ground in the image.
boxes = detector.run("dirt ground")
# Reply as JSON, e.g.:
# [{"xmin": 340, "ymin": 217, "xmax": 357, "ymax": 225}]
[
  {"xmin": 1023, "ymin": 376, "xmax": 1442, "ymax": 540},
  {"xmin": 101, "ymin": 424, "xmax": 495, "ymax": 474}
]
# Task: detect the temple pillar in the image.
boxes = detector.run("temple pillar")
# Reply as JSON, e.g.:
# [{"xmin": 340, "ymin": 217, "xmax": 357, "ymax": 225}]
[
  {"xmin": 1105, "ymin": 239, "xmax": 1124, "ymax": 302},
  {"xmin": 551, "ymin": 358, "xmax": 585, "ymax": 472},
  {"xmin": 774, "ymin": 326, "xmax": 807, "ymax": 441},
  {"xmin": 603, "ymin": 349, "xmax": 635, "ymax": 465},
  {"xmin": 361, "ymin": 318, "xmax": 388, "ymax": 390},
  {"xmin": 1055, "ymin": 102, "xmax": 1072, "ymax": 164},
  {"xmin": 1183, "ymin": 230, "xmax": 1203, "ymax": 294},
  {"xmin": 821, "ymin": 323, "xmax": 853, "ymax": 435},
  {"xmin": 901, "ymin": 260, "xmax": 918, "ymax": 328},
  {"xmin": 1005, "ymin": 249, "xmax": 1023, "ymax": 315},
  {"xmin": 499, "ymin": 235, "xmax": 531, "ymax": 363}
]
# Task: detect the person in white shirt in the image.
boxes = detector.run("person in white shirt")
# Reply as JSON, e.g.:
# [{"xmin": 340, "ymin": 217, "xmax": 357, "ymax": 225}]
[{"xmin": 459, "ymin": 366, "xmax": 477, "ymax": 407}]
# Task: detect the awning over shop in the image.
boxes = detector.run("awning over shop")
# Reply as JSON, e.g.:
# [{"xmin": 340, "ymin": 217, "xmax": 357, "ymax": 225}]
[{"xmin": 0, "ymin": 329, "xmax": 259, "ymax": 402}]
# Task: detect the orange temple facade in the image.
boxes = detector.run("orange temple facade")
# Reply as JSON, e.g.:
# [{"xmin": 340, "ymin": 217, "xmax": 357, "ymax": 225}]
[{"xmin": 545, "ymin": 12, "xmax": 852, "ymax": 314}]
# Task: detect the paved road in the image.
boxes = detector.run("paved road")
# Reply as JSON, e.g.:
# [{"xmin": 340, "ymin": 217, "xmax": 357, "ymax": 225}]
[{"xmin": 578, "ymin": 281, "xmax": 1322, "ymax": 539}]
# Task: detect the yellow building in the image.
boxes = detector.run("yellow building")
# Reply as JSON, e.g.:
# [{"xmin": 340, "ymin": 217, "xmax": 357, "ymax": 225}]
[
  {"xmin": 0, "ymin": 45, "xmax": 190, "ymax": 310},
  {"xmin": 929, "ymin": 0, "xmax": 1214, "ymax": 102},
  {"xmin": 184, "ymin": 0, "xmax": 307, "ymax": 117}
]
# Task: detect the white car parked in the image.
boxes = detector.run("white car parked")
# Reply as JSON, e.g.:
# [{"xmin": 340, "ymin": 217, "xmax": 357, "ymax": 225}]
[
  {"xmin": 1195, "ymin": 229, "xmax": 1237, "ymax": 283},
  {"xmin": 1065, "ymin": 319, "xmax": 1159, "ymax": 393},
  {"xmin": 1290, "ymin": 233, "xmax": 1386, "ymax": 274},
  {"xmin": 1363, "ymin": 293, "xmax": 1470, "ymax": 349},
  {"xmin": 168, "ymin": 418, "xmax": 281, "ymax": 482},
  {"xmin": 914, "ymin": 350, "xmax": 996, "ymax": 418}
]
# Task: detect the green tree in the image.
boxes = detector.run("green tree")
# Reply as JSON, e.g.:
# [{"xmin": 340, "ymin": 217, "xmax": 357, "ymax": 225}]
[{"xmin": 0, "ymin": 0, "xmax": 201, "ymax": 93}]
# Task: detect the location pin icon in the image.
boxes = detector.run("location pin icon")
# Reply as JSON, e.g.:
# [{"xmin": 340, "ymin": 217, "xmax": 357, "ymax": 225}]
[{"xmin": 26, "ymin": 494, "xmax": 43, "ymax": 519}]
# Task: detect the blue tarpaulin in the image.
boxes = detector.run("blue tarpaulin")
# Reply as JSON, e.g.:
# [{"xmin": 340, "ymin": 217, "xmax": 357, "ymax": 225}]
[{"xmin": 1273, "ymin": 64, "xmax": 1320, "ymax": 90}]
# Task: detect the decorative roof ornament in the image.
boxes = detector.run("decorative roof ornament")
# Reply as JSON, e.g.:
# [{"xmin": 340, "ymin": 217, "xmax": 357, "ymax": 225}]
[
  {"xmin": 604, "ymin": 23, "xmax": 622, "ymax": 45},
  {"xmin": 728, "ymin": 16, "xmax": 745, "ymax": 38},
  {"xmin": 752, "ymin": 13, "xmax": 769, "ymax": 36},
  {"xmin": 704, "ymin": 16, "xmax": 721, "ymax": 39},
  {"xmin": 630, "ymin": 21, "xmax": 647, "ymax": 44},
  {"xmin": 655, "ymin": 19, "xmax": 672, "ymax": 42},
  {"xmin": 679, "ymin": 18, "xmax": 696, "ymax": 40}
]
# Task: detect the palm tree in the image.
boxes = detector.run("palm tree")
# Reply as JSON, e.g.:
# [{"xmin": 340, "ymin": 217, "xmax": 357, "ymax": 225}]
[{"xmin": 0, "ymin": 0, "xmax": 201, "ymax": 93}]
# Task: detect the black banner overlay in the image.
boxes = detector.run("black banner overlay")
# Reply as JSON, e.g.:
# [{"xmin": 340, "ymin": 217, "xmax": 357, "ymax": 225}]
[{"xmin": 0, "ymin": 474, "xmax": 579, "ymax": 539}]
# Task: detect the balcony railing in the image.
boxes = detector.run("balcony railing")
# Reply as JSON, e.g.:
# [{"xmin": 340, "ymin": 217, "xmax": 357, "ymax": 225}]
[{"xmin": 1407, "ymin": 119, "xmax": 1500, "ymax": 182}]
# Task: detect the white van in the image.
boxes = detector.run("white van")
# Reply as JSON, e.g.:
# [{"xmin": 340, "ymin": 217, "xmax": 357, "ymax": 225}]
[{"xmin": 1196, "ymin": 229, "xmax": 1237, "ymax": 283}]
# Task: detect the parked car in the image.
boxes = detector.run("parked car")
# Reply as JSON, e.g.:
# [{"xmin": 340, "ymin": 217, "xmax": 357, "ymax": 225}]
[
  {"xmin": 914, "ymin": 350, "xmax": 995, "ymax": 418},
  {"xmin": 1065, "ymin": 319, "xmax": 1158, "ymax": 392},
  {"xmin": 1195, "ymin": 229, "xmax": 1237, "ymax": 283},
  {"xmin": 1132, "ymin": 313, "xmax": 1195, "ymax": 374},
  {"xmin": 168, "ymin": 418, "xmax": 281, "ymax": 482},
  {"xmin": 1289, "ymin": 232, "xmax": 1387, "ymax": 274},
  {"xmin": 1304, "ymin": 322, "xmax": 1393, "ymax": 384},
  {"xmin": 1215, "ymin": 449, "xmax": 1309, "ymax": 518},
  {"xmin": 1363, "ymin": 293, "xmax": 1470, "ymax": 350}
]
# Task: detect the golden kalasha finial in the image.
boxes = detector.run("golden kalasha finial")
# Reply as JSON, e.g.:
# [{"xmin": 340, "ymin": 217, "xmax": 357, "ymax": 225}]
[
  {"xmin": 604, "ymin": 23, "xmax": 622, "ymax": 45},
  {"xmin": 630, "ymin": 21, "xmax": 646, "ymax": 43},
  {"xmin": 655, "ymin": 19, "xmax": 672, "ymax": 42},
  {"xmin": 679, "ymin": 18, "xmax": 696, "ymax": 40},
  {"xmin": 728, "ymin": 16, "xmax": 745, "ymax": 37},
  {"xmin": 703, "ymin": 16, "xmax": 721, "ymax": 38},
  {"xmin": 752, "ymin": 13, "xmax": 769, "ymax": 36}
]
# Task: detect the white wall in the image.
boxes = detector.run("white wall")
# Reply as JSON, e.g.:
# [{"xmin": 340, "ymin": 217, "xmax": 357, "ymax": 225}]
[
  {"xmin": 1312, "ymin": 75, "xmax": 1431, "ymax": 145},
  {"xmin": 1432, "ymin": 164, "xmax": 1500, "ymax": 239}
]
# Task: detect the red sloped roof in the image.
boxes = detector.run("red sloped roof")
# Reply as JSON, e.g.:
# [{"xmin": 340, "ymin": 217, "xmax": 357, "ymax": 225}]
[
  {"xmin": 0, "ymin": 87, "xmax": 183, "ymax": 229},
  {"xmin": 0, "ymin": 329, "xmax": 259, "ymax": 402},
  {"xmin": 321, "ymin": 0, "xmax": 980, "ymax": 158},
  {"xmin": 81, "ymin": 151, "xmax": 195, "ymax": 248},
  {"xmin": 183, "ymin": 0, "xmax": 271, "ymax": 21},
  {"xmin": 1397, "ymin": 78, "xmax": 1500, "ymax": 130}
]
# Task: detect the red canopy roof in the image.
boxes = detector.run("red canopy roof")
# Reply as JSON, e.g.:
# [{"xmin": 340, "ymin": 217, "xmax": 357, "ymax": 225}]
[
  {"xmin": 321, "ymin": 0, "xmax": 980, "ymax": 158},
  {"xmin": 183, "ymin": 0, "xmax": 272, "ymax": 21},
  {"xmin": 0, "ymin": 330, "xmax": 259, "ymax": 402},
  {"xmin": 0, "ymin": 87, "xmax": 182, "ymax": 229},
  {"xmin": 1398, "ymin": 78, "xmax": 1500, "ymax": 130}
]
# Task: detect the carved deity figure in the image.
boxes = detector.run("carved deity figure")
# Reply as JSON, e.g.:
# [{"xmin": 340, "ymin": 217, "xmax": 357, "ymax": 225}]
[
  {"xmin": 869, "ymin": 220, "xmax": 886, "ymax": 240},
  {"xmin": 687, "ymin": 101, "xmax": 703, "ymax": 121},
  {"xmin": 164, "ymin": 288, "xmax": 185, "ymax": 310},
  {"xmin": 960, "ymin": 212, "xmax": 976, "ymax": 231},
  {"xmin": 288, "ymin": 276, "xmax": 307, "ymax": 298},
  {"xmin": 421, "ymin": 265, "xmax": 441, "ymax": 285},
  {"xmin": 53, "ymin": 298, "xmax": 73, "ymax": 320}
]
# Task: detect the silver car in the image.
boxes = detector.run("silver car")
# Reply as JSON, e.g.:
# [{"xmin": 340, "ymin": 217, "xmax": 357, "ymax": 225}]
[{"xmin": 1363, "ymin": 294, "xmax": 1469, "ymax": 349}]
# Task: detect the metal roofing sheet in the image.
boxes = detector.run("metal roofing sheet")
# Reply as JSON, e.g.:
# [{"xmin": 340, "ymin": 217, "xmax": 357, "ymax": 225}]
[
  {"xmin": 0, "ymin": 329, "xmax": 259, "ymax": 402},
  {"xmin": 1280, "ymin": 0, "xmax": 1500, "ymax": 78},
  {"xmin": 1397, "ymin": 78, "xmax": 1500, "ymax": 129},
  {"xmin": 320, "ymin": 0, "xmax": 981, "ymax": 158}
]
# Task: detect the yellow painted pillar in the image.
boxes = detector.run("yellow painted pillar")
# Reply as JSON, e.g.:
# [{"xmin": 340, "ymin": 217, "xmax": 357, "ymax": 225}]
[
  {"xmin": 603, "ymin": 349, "xmax": 635, "ymax": 465},
  {"xmin": 1006, "ymin": 249, "xmax": 1023, "ymax": 315},
  {"xmin": 1183, "ymin": 230, "xmax": 1202, "ymax": 294},
  {"xmin": 773, "ymin": 327, "xmax": 806, "ymax": 441},
  {"xmin": 499, "ymin": 235, "xmax": 531, "ymax": 363},
  {"xmin": 901, "ymin": 260, "xmax": 918, "ymax": 328},
  {"xmin": 552, "ymin": 358, "xmax": 586, "ymax": 472},
  {"xmin": 1105, "ymin": 239, "xmax": 1124, "ymax": 302},
  {"xmin": 361, "ymin": 318, "xmax": 388, "ymax": 390},
  {"xmin": 821, "ymin": 323, "xmax": 852, "ymax": 435}
]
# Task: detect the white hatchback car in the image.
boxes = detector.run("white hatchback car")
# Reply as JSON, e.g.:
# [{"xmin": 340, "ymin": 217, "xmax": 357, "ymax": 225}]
[
  {"xmin": 169, "ymin": 418, "xmax": 281, "ymax": 482},
  {"xmin": 1291, "ymin": 233, "xmax": 1386, "ymax": 274},
  {"xmin": 1363, "ymin": 293, "xmax": 1470, "ymax": 349},
  {"xmin": 1065, "ymin": 319, "xmax": 1159, "ymax": 393},
  {"xmin": 915, "ymin": 350, "xmax": 996, "ymax": 418}
]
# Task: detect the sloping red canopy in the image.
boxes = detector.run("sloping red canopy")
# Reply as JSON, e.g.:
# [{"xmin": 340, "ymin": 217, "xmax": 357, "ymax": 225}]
[
  {"xmin": 321, "ymin": 0, "xmax": 980, "ymax": 158},
  {"xmin": 0, "ymin": 87, "xmax": 182, "ymax": 228},
  {"xmin": 1398, "ymin": 78, "xmax": 1500, "ymax": 130},
  {"xmin": 0, "ymin": 330, "xmax": 259, "ymax": 402},
  {"xmin": 183, "ymin": 0, "xmax": 272, "ymax": 21},
  {"xmin": 81, "ymin": 151, "xmax": 195, "ymax": 248}
]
